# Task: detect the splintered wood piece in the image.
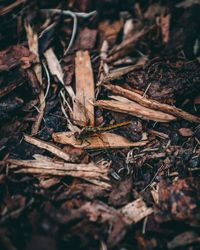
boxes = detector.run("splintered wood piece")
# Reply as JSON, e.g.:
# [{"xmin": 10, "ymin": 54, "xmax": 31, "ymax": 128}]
[
  {"xmin": 120, "ymin": 198, "xmax": 153, "ymax": 224},
  {"xmin": 74, "ymin": 51, "xmax": 95, "ymax": 126},
  {"xmin": 24, "ymin": 135, "xmax": 78, "ymax": 162},
  {"xmin": 7, "ymin": 157, "xmax": 111, "ymax": 189},
  {"xmin": 104, "ymin": 83, "xmax": 200, "ymax": 123},
  {"xmin": 25, "ymin": 21, "xmax": 42, "ymax": 84},
  {"xmin": 95, "ymin": 98, "xmax": 176, "ymax": 123},
  {"xmin": 44, "ymin": 48, "xmax": 75, "ymax": 99},
  {"xmin": 52, "ymin": 131, "xmax": 148, "ymax": 149},
  {"xmin": 25, "ymin": 21, "xmax": 45, "ymax": 134}
]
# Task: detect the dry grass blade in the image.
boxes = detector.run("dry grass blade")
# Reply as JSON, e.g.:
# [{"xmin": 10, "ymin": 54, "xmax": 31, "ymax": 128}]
[{"xmin": 104, "ymin": 83, "xmax": 200, "ymax": 123}]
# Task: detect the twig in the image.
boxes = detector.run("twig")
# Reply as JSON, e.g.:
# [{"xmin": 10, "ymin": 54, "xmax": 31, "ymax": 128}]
[{"xmin": 141, "ymin": 164, "xmax": 164, "ymax": 192}]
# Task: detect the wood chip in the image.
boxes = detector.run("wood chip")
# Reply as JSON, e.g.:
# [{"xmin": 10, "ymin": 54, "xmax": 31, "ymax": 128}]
[
  {"xmin": 7, "ymin": 156, "xmax": 111, "ymax": 189},
  {"xmin": 95, "ymin": 97, "xmax": 176, "ymax": 122},
  {"xmin": 178, "ymin": 128, "xmax": 193, "ymax": 137},
  {"xmin": 120, "ymin": 198, "xmax": 153, "ymax": 224},
  {"xmin": 25, "ymin": 21, "xmax": 45, "ymax": 134},
  {"xmin": 52, "ymin": 131, "xmax": 148, "ymax": 149},
  {"xmin": 24, "ymin": 135, "xmax": 78, "ymax": 162},
  {"xmin": 73, "ymin": 51, "xmax": 95, "ymax": 126},
  {"xmin": 44, "ymin": 48, "xmax": 75, "ymax": 99},
  {"xmin": 104, "ymin": 83, "xmax": 200, "ymax": 123}
]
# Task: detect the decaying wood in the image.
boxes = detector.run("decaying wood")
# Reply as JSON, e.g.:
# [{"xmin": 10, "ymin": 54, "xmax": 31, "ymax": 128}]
[
  {"xmin": 52, "ymin": 131, "xmax": 148, "ymax": 149},
  {"xmin": 95, "ymin": 97, "xmax": 176, "ymax": 122},
  {"xmin": 82, "ymin": 197, "xmax": 152, "ymax": 225},
  {"xmin": 24, "ymin": 135, "xmax": 79, "ymax": 162},
  {"xmin": 120, "ymin": 198, "xmax": 153, "ymax": 224},
  {"xmin": 103, "ymin": 83, "xmax": 200, "ymax": 123},
  {"xmin": 7, "ymin": 155, "xmax": 111, "ymax": 189},
  {"xmin": 73, "ymin": 51, "xmax": 95, "ymax": 126}
]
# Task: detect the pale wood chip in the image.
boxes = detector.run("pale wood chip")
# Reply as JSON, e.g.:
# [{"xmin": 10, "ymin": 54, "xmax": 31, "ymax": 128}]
[
  {"xmin": 95, "ymin": 98, "xmax": 176, "ymax": 122},
  {"xmin": 7, "ymin": 157, "xmax": 111, "ymax": 189},
  {"xmin": 74, "ymin": 51, "xmax": 95, "ymax": 126},
  {"xmin": 24, "ymin": 135, "xmax": 78, "ymax": 162},
  {"xmin": 52, "ymin": 131, "xmax": 148, "ymax": 149},
  {"xmin": 120, "ymin": 198, "xmax": 153, "ymax": 224},
  {"xmin": 104, "ymin": 83, "xmax": 200, "ymax": 123}
]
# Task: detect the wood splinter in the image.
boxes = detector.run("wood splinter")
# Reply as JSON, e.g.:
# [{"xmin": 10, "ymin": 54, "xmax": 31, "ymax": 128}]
[{"xmin": 73, "ymin": 50, "xmax": 95, "ymax": 126}]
